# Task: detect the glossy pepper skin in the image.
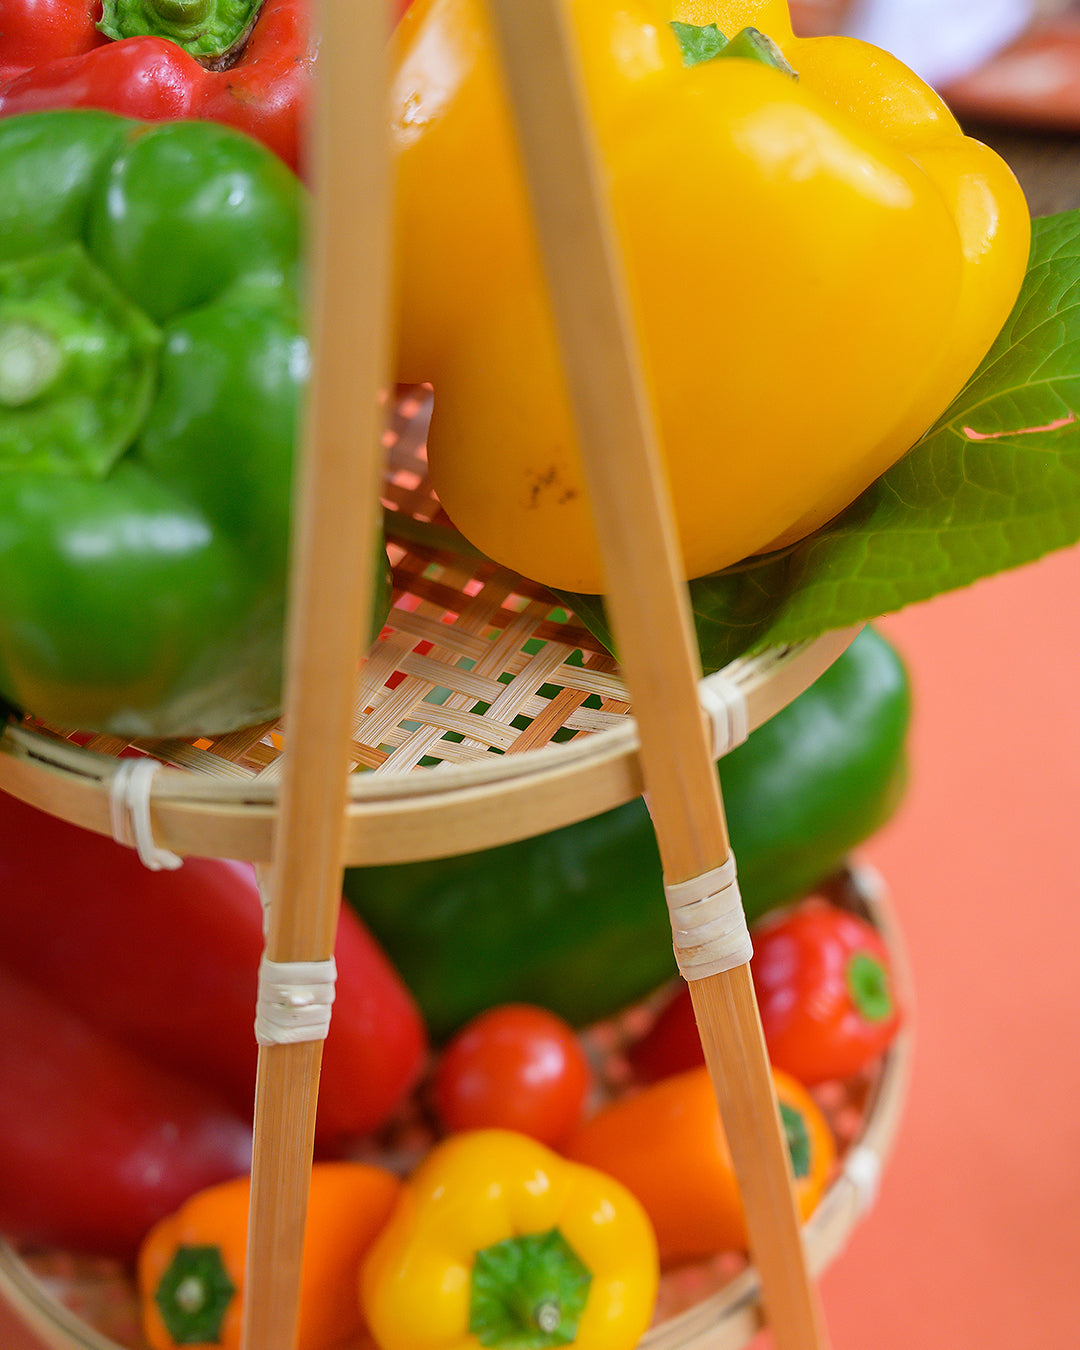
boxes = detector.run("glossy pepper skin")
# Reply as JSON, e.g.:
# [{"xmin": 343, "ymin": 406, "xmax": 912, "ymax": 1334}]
[
  {"xmin": 0, "ymin": 0, "xmax": 313, "ymax": 174},
  {"xmin": 389, "ymin": 0, "xmax": 1031, "ymax": 593},
  {"xmin": 343, "ymin": 626, "xmax": 910, "ymax": 1038},
  {"xmin": 0, "ymin": 962, "xmax": 252, "ymax": 1258},
  {"xmin": 138, "ymin": 1163, "xmax": 401, "ymax": 1350},
  {"xmin": 0, "ymin": 110, "xmax": 369, "ymax": 737},
  {"xmin": 627, "ymin": 894, "xmax": 902, "ymax": 1084},
  {"xmin": 563, "ymin": 1065, "xmax": 834, "ymax": 1266},
  {"xmin": 751, "ymin": 896, "xmax": 903, "ymax": 1085},
  {"xmin": 360, "ymin": 1129, "xmax": 659, "ymax": 1350},
  {"xmin": 0, "ymin": 790, "xmax": 428, "ymax": 1151}
]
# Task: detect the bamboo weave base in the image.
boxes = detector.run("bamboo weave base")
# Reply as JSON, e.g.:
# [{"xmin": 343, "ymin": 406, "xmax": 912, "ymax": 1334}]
[{"xmin": 0, "ymin": 385, "xmax": 858, "ymax": 867}]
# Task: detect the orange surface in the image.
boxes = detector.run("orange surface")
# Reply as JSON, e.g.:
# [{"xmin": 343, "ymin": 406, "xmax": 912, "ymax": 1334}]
[
  {"xmin": 808, "ymin": 540, "xmax": 1080, "ymax": 1349},
  {"xmin": 2, "ymin": 542, "xmax": 1079, "ymax": 1350}
]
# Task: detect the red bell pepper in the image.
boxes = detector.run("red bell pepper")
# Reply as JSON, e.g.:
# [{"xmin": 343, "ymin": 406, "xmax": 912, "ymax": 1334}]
[
  {"xmin": 0, "ymin": 962, "xmax": 253, "ymax": 1258},
  {"xmin": 0, "ymin": 790, "xmax": 428, "ymax": 1151},
  {"xmin": 0, "ymin": 0, "xmax": 313, "ymax": 174}
]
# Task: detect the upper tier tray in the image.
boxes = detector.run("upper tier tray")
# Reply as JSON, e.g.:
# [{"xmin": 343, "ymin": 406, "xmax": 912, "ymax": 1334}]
[{"xmin": 0, "ymin": 386, "xmax": 858, "ymax": 867}]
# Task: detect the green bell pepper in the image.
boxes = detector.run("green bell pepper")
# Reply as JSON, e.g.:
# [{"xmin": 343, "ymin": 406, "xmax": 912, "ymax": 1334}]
[
  {"xmin": 0, "ymin": 109, "xmax": 386, "ymax": 738},
  {"xmin": 343, "ymin": 626, "xmax": 910, "ymax": 1038}
]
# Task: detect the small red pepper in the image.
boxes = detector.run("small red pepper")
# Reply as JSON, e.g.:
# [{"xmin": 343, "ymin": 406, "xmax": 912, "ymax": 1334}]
[
  {"xmin": 0, "ymin": 0, "xmax": 313, "ymax": 173},
  {"xmin": 0, "ymin": 790, "xmax": 428, "ymax": 1151},
  {"xmin": 749, "ymin": 897, "xmax": 904, "ymax": 1086},
  {"xmin": 628, "ymin": 897, "xmax": 903, "ymax": 1088},
  {"xmin": 0, "ymin": 962, "xmax": 252, "ymax": 1258}
]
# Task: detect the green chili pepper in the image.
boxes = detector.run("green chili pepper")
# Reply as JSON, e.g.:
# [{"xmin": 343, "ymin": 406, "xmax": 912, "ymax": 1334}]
[
  {"xmin": 343, "ymin": 626, "xmax": 910, "ymax": 1038},
  {"xmin": 0, "ymin": 109, "xmax": 387, "ymax": 738}
]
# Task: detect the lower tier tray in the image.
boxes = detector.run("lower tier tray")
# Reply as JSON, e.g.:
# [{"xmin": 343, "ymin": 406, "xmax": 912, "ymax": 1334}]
[{"xmin": 0, "ymin": 863, "xmax": 911, "ymax": 1350}]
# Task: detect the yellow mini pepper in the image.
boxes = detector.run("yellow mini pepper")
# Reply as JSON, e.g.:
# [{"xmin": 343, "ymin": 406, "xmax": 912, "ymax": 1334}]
[
  {"xmin": 360, "ymin": 1128, "xmax": 659, "ymax": 1350},
  {"xmin": 390, "ymin": 0, "xmax": 1031, "ymax": 593}
]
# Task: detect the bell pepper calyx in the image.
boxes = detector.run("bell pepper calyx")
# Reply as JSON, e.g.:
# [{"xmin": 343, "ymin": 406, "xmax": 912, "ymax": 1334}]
[
  {"xmin": 669, "ymin": 21, "xmax": 727, "ymax": 66},
  {"xmin": 780, "ymin": 1101, "xmax": 812, "ymax": 1180},
  {"xmin": 846, "ymin": 950, "xmax": 894, "ymax": 1023},
  {"xmin": 0, "ymin": 243, "xmax": 161, "ymax": 476},
  {"xmin": 469, "ymin": 1227, "xmax": 593, "ymax": 1349},
  {"xmin": 154, "ymin": 1242, "xmax": 237, "ymax": 1343},
  {"xmin": 668, "ymin": 22, "xmax": 796, "ymax": 78},
  {"xmin": 97, "ymin": 0, "xmax": 263, "ymax": 60}
]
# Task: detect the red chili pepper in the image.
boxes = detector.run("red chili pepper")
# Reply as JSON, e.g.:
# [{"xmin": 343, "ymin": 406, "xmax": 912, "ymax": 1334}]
[
  {"xmin": 0, "ymin": 0, "xmax": 313, "ymax": 174},
  {"xmin": 0, "ymin": 790, "xmax": 428, "ymax": 1151},
  {"xmin": 0, "ymin": 962, "xmax": 253, "ymax": 1258}
]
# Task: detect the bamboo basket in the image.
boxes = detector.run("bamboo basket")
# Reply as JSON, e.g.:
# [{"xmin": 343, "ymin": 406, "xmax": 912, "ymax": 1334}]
[
  {"xmin": 0, "ymin": 0, "xmax": 916, "ymax": 1343},
  {"xmin": 0, "ymin": 863, "xmax": 912, "ymax": 1350}
]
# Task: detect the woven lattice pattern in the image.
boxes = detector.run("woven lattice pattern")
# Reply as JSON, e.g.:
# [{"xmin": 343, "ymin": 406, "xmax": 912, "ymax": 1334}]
[{"xmin": 18, "ymin": 386, "xmax": 634, "ymax": 780}]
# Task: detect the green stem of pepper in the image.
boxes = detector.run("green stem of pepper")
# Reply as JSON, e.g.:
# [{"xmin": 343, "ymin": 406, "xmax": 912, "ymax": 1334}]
[
  {"xmin": 146, "ymin": 0, "xmax": 214, "ymax": 25},
  {"xmin": 469, "ymin": 1228, "xmax": 593, "ymax": 1350},
  {"xmin": 669, "ymin": 22, "xmax": 797, "ymax": 79},
  {"xmin": 0, "ymin": 244, "xmax": 161, "ymax": 478},
  {"xmin": 846, "ymin": 951, "xmax": 894, "ymax": 1023},
  {"xmin": 154, "ymin": 1245, "xmax": 237, "ymax": 1344},
  {"xmin": 96, "ymin": 0, "xmax": 262, "ymax": 58},
  {"xmin": 0, "ymin": 322, "xmax": 62, "ymax": 408},
  {"xmin": 721, "ymin": 27, "xmax": 797, "ymax": 77}
]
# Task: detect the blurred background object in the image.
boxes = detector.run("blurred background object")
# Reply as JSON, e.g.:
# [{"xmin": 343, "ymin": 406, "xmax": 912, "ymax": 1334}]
[
  {"xmin": 791, "ymin": 0, "xmax": 1080, "ymax": 133},
  {"xmin": 839, "ymin": 0, "xmax": 1036, "ymax": 87}
]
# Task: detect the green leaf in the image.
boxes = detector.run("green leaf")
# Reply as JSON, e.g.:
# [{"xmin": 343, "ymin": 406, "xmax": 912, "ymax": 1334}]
[
  {"xmin": 669, "ymin": 21, "xmax": 729, "ymax": 67},
  {"xmin": 558, "ymin": 211, "xmax": 1080, "ymax": 673}
]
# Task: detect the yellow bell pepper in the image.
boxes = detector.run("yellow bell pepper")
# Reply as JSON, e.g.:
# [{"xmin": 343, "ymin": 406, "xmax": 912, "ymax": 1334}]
[
  {"xmin": 360, "ymin": 1128, "xmax": 659, "ymax": 1350},
  {"xmin": 390, "ymin": 0, "xmax": 1031, "ymax": 593}
]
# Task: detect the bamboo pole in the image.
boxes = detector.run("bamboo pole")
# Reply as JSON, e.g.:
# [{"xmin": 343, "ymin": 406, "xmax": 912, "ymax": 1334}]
[
  {"xmin": 238, "ymin": 0, "xmax": 393, "ymax": 1345},
  {"xmin": 482, "ymin": 1, "xmax": 830, "ymax": 1346}
]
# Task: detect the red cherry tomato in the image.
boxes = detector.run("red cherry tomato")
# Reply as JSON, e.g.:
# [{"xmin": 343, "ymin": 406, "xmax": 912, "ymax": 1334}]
[
  {"xmin": 750, "ymin": 898, "xmax": 903, "ymax": 1085},
  {"xmin": 432, "ymin": 1003, "xmax": 593, "ymax": 1146}
]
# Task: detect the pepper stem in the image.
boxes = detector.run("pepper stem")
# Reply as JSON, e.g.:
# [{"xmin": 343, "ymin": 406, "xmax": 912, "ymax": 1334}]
[
  {"xmin": 470, "ymin": 1228, "xmax": 592, "ymax": 1349},
  {"xmin": 669, "ymin": 21, "xmax": 798, "ymax": 78},
  {"xmin": 0, "ymin": 322, "xmax": 62, "ymax": 408},
  {"xmin": 847, "ymin": 951, "xmax": 894, "ymax": 1022},
  {"xmin": 722, "ymin": 26, "xmax": 797, "ymax": 77},
  {"xmin": 96, "ymin": 0, "xmax": 261, "ymax": 59},
  {"xmin": 154, "ymin": 1244, "xmax": 237, "ymax": 1344},
  {"xmin": 147, "ymin": 0, "xmax": 214, "ymax": 25}
]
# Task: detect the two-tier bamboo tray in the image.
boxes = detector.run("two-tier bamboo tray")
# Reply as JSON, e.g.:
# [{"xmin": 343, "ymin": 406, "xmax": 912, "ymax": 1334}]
[{"xmin": 0, "ymin": 0, "xmax": 913, "ymax": 1343}]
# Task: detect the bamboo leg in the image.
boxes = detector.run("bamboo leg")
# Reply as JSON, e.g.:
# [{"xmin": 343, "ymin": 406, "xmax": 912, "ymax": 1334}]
[
  {"xmin": 238, "ymin": 0, "xmax": 394, "ymax": 1345},
  {"xmin": 481, "ymin": 0, "xmax": 830, "ymax": 1345}
]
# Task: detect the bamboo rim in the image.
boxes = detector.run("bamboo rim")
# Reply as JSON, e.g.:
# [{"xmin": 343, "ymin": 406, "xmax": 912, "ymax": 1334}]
[
  {"xmin": 0, "ymin": 623, "xmax": 858, "ymax": 866},
  {"xmin": 0, "ymin": 863, "xmax": 911, "ymax": 1350}
]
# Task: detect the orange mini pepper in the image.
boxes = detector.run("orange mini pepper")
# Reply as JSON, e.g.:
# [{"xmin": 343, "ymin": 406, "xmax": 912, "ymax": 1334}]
[
  {"xmin": 563, "ymin": 1065, "xmax": 835, "ymax": 1266},
  {"xmin": 137, "ymin": 1161, "xmax": 401, "ymax": 1350}
]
